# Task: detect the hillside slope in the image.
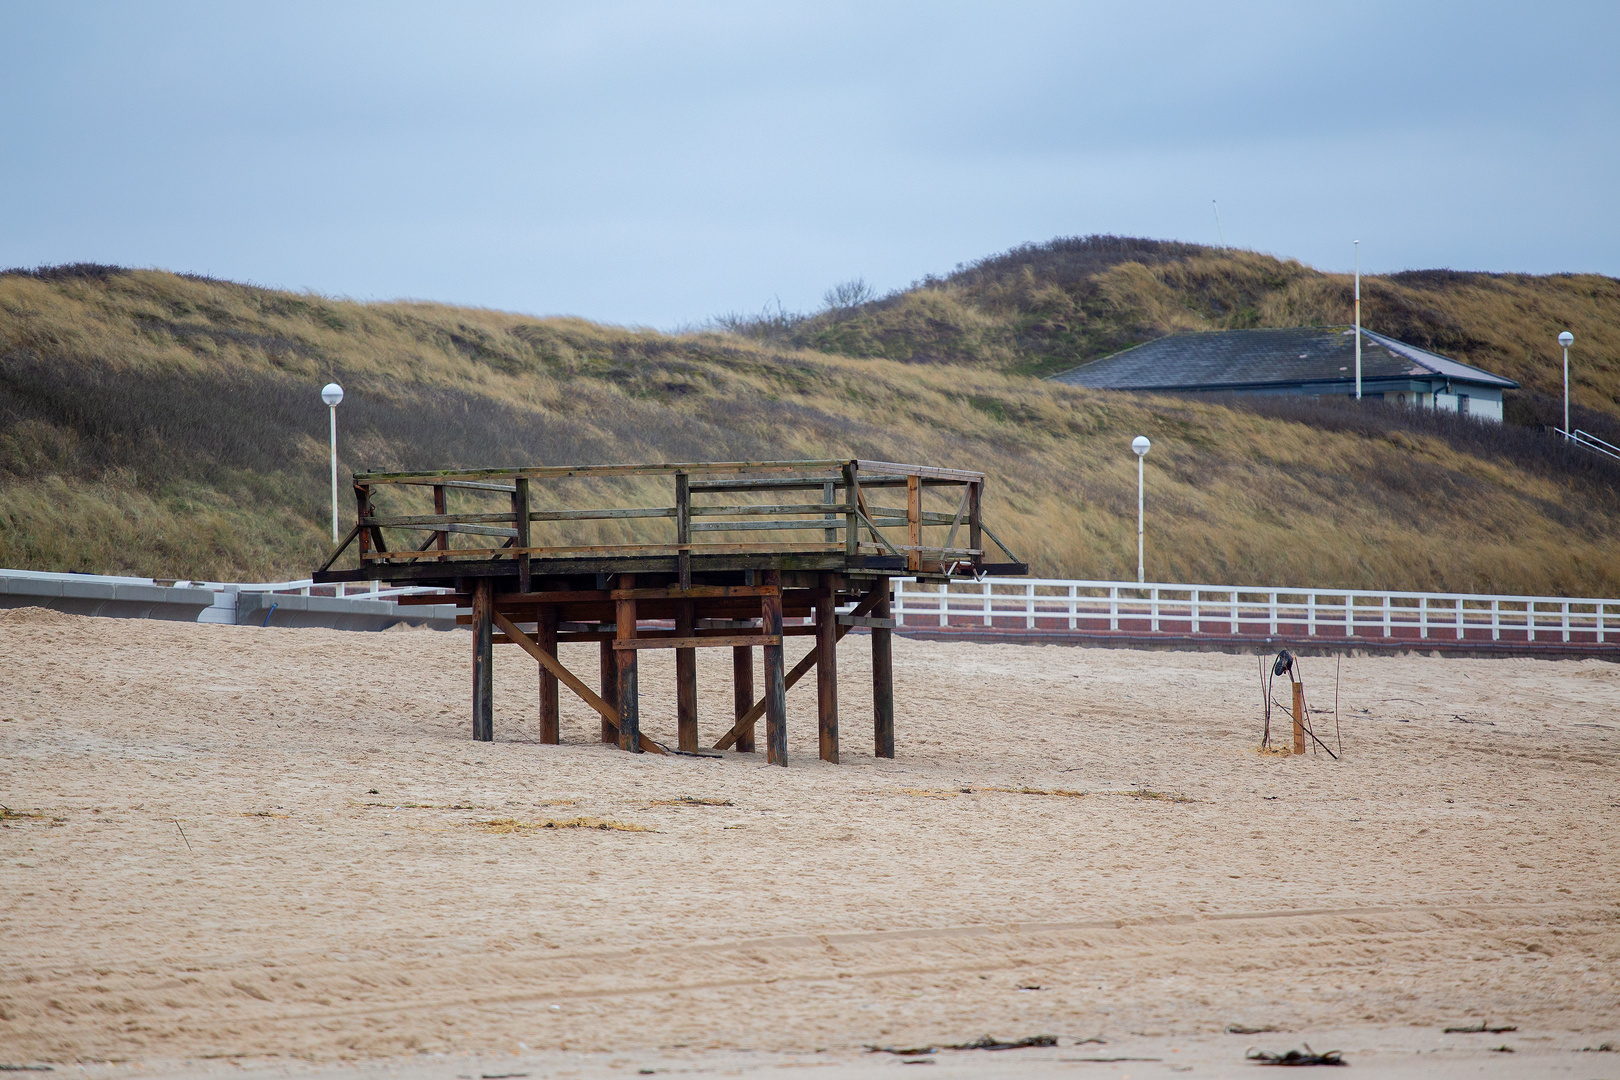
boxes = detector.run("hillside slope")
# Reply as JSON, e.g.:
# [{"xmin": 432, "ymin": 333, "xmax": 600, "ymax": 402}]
[
  {"xmin": 742, "ymin": 237, "xmax": 1620, "ymax": 433},
  {"xmin": 2, "ymin": 260, "xmax": 1618, "ymax": 595}
]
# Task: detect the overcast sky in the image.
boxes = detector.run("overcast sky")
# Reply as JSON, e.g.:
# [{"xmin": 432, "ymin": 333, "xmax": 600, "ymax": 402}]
[{"xmin": 2, "ymin": 2, "xmax": 1615, "ymax": 328}]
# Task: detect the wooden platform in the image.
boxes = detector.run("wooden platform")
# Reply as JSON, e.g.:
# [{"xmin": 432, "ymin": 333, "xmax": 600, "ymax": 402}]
[{"xmin": 312, "ymin": 459, "xmax": 1026, "ymax": 764}]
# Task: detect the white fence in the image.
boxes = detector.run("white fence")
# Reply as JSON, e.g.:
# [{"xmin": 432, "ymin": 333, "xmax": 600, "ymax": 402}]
[{"xmin": 892, "ymin": 577, "xmax": 1617, "ymax": 644}]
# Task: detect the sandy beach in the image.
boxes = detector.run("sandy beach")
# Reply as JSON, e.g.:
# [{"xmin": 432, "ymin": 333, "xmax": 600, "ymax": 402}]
[{"xmin": 1, "ymin": 608, "xmax": 1616, "ymax": 1078}]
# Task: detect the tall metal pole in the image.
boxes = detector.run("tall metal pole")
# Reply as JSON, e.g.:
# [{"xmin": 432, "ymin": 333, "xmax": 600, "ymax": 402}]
[
  {"xmin": 1354, "ymin": 240, "xmax": 1362, "ymax": 400},
  {"xmin": 329, "ymin": 403, "xmax": 339, "ymax": 543},
  {"xmin": 1137, "ymin": 453, "xmax": 1145, "ymax": 584},
  {"xmin": 1559, "ymin": 331, "xmax": 1574, "ymax": 438}
]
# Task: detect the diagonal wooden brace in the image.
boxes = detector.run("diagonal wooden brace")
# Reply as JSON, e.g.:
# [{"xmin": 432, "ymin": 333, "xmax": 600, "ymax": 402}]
[
  {"xmin": 492, "ymin": 611, "xmax": 667, "ymax": 754},
  {"xmin": 711, "ymin": 581, "xmax": 886, "ymax": 751}
]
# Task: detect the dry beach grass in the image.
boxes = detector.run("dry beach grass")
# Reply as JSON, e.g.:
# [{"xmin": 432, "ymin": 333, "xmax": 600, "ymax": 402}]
[{"xmin": 0, "ymin": 610, "xmax": 1616, "ymax": 1074}]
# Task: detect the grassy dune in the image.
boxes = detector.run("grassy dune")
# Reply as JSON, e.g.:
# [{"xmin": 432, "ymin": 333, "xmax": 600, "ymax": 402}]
[{"xmin": 2, "ymin": 252, "xmax": 1618, "ymax": 595}]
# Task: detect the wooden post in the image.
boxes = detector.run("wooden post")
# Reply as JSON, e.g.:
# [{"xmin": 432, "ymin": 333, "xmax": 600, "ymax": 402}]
[
  {"xmin": 676, "ymin": 598, "xmax": 698, "ymax": 752},
  {"xmin": 906, "ymin": 473, "xmax": 922, "ymax": 572},
  {"xmin": 433, "ymin": 484, "xmax": 448, "ymax": 560},
  {"xmin": 355, "ymin": 483, "xmax": 371, "ymax": 564},
  {"xmin": 513, "ymin": 478, "xmax": 532, "ymax": 594},
  {"xmin": 814, "ymin": 574, "xmax": 839, "ymax": 763},
  {"xmin": 872, "ymin": 576, "xmax": 894, "ymax": 758},
  {"xmin": 598, "ymin": 639, "xmax": 618, "ymax": 744},
  {"xmin": 675, "ymin": 471, "xmax": 691, "ymax": 591},
  {"xmin": 843, "ymin": 462, "xmax": 858, "ymax": 559},
  {"xmin": 615, "ymin": 574, "xmax": 640, "ymax": 752},
  {"xmin": 762, "ymin": 569, "xmax": 786, "ymax": 766},
  {"xmin": 732, "ymin": 646, "xmax": 755, "ymax": 752},
  {"xmin": 538, "ymin": 603, "xmax": 559, "ymax": 744},
  {"xmin": 823, "ymin": 480, "xmax": 837, "ymax": 543},
  {"xmin": 968, "ymin": 481, "xmax": 982, "ymax": 572},
  {"xmin": 471, "ymin": 578, "xmax": 494, "ymax": 742},
  {"xmin": 1291, "ymin": 678, "xmax": 1306, "ymax": 755}
]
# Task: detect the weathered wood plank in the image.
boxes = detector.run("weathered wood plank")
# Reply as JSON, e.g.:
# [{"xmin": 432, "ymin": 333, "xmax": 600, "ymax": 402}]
[
  {"xmin": 907, "ymin": 473, "xmax": 922, "ymax": 573},
  {"xmin": 366, "ymin": 512, "xmax": 518, "ymax": 527},
  {"xmin": 815, "ymin": 572, "xmax": 838, "ymax": 764},
  {"xmin": 872, "ymin": 578, "xmax": 894, "ymax": 759},
  {"xmin": 854, "ymin": 459, "xmax": 985, "ymax": 483},
  {"xmin": 599, "ymin": 639, "xmax": 618, "ymax": 744},
  {"xmin": 615, "ymin": 575, "xmax": 640, "ymax": 753},
  {"xmin": 689, "ymin": 503, "xmax": 850, "ymax": 517},
  {"xmin": 613, "ymin": 634, "xmax": 782, "ymax": 650},
  {"xmin": 537, "ymin": 603, "xmax": 558, "ymax": 744},
  {"xmin": 676, "ymin": 599, "xmax": 697, "ymax": 752},
  {"xmin": 362, "ymin": 541, "xmax": 846, "ymax": 560},
  {"xmin": 837, "ymin": 613, "xmax": 897, "ymax": 629},
  {"xmin": 761, "ymin": 569, "xmax": 787, "ymax": 766},
  {"xmin": 471, "ymin": 579, "xmax": 494, "ymax": 742},
  {"xmin": 357, "ymin": 459, "xmax": 852, "ymax": 483},
  {"xmin": 690, "ymin": 519, "xmax": 855, "ymax": 532},
  {"xmin": 609, "ymin": 584, "xmax": 779, "ymax": 600},
  {"xmin": 732, "ymin": 646, "xmax": 754, "ymax": 753}
]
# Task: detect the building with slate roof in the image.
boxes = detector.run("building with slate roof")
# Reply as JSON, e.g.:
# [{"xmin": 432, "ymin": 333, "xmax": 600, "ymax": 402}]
[{"xmin": 1049, "ymin": 326, "xmax": 1519, "ymax": 421}]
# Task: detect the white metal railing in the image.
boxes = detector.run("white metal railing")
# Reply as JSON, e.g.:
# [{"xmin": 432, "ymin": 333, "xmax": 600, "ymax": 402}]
[
  {"xmin": 1556, "ymin": 427, "xmax": 1620, "ymax": 463},
  {"xmin": 204, "ymin": 577, "xmax": 449, "ymax": 600},
  {"xmin": 892, "ymin": 577, "xmax": 1617, "ymax": 644}
]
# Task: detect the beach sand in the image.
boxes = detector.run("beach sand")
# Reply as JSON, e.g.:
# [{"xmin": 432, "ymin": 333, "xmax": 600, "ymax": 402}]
[{"xmin": 1, "ymin": 609, "xmax": 1616, "ymax": 1077}]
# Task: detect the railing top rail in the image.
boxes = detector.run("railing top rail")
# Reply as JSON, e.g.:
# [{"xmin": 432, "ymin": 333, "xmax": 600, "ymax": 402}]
[
  {"xmin": 901, "ymin": 577, "xmax": 1619, "ymax": 607},
  {"xmin": 356, "ymin": 459, "xmax": 985, "ymax": 486}
]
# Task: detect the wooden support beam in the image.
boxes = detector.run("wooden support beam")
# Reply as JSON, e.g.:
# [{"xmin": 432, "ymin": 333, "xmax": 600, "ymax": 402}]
[
  {"xmin": 872, "ymin": 577, "xmax": 894, "ymax": 759},
  {"xmin": 732, "ymin": 646, "xmax": 754, "ymax": 753},
  {"xmin": 492, "ymin": 611, "xmax": 666, "ymax": 755},
  {"xmin": 537, "ymin": 604, "xmax": 559, "ymax": 744},
  {"xmin": 711, "ymin": 581, "xmax": 885, "ymax": 751},
  {"xmin": 1292, "ymin": 679, "xmax": 1306, "ymax": 755},
  {"xmin": 471, "ymin": 578, "xmax": 494, "ymax": 742},
  {"xmin": 612, "ymin": 634, "xmax": 781, "ymax": 650},
  {"xmin": 608, "ymin": 585, "xmax": 778, "ymax": 600},
  {"xmin": 968, "ymin": 481, "xmax": 982, "ymax": 571},
  {"xmin": 599, "ymin": 639, "xmax": 618, "ymax": 744},
  {"xmin": 615, "ymin": 574, "xmax": 640, "ymax": 753},
  {"xmin": 676, "ymin": 599, "xmax": 697, "ymax": 753},
  {"xmin": 675, "ymin": 471, "xmax": 691, "ymax": 590},
  {"xmin": 513, "ymin": 478, "xmax": 532, "ymax": 594},
  {"xmin": 837, "ymin": 613, "xmax": 896, "ymax": 629},
  {"xmin": 906, "ymin": 473, "xmax": 922, "ymax": 573},
  {"xmin": 432, "ymin": 484, "xmax": 449, "ymax": 560},
  {"xmin": 816, "ymin": 572, "xmax": 839, "ymax": 763},
  {"xmin": 761, "ymin": 569, "xmax": 787, "ymax": 765}
]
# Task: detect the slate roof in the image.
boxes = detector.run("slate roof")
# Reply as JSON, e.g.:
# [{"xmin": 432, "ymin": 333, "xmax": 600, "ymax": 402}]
[{"xmin": 1049, "ymin": 327, "xmax": 1519, "ymax": 392}]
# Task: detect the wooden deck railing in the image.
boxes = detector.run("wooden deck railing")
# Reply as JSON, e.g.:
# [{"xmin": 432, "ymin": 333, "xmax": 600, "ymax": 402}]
[{"xmin": 320, "ymin": 459, "xmax": 1026, "ymax": 585}]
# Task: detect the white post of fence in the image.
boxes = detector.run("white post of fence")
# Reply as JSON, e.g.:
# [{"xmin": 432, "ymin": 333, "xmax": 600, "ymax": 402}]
[
  {"xmin": 1346, "ymin": 593, "xmax": 1354, "ymax": 637},
  {"xmin": 1562, "ymin": 601, "xmax": 1571, "ymax": 642},
  {"xmin": 938, "ymin": 582, "xmax": 949, "ymax": 628},
  {"xmin": 1528, "ymin": 601, "xmax": 1536, "ymax": 642},
  {"xmin": 1308, "ymin": 592, "xmax": 1316, "ymax": 637},
  {"xmin": 1601, "ymin": 602, "xmax": 1608, "ymax": 644},
  {"xmin": 1068, "ymin": 584, "xmax": 1078, "ymax": 630},
  {"xmin": 1491, "ymin": 599, "xmax": 1500, "ymax": 641},
  {"xmin": 1420, "ymin": 598, "xmax": 1429, "ymax": 639},
  {"xmin": 1151, "ymin": 587, "xmax": 1160, "ymax": 632},
  {"xmin": 1230, "ymin": 590, "xmax": 1239, "ymax": 635},
  {"xmin": 1455, "ymin": 597, "xmax": 1464, "ymax": 640},
  {"xmin": 982, "ymin": 579, "xmax": 992, "ymax": 627},
  {"xmin": 1269, "ymin": 592, "xmax": 1278, "ymax": 635},
  {"xmin": 1026, "ymin": 582, "xmax": 1036, "ymax": 629},
  {"xmin": 1191, "ymin": 587, "xmax": 1200, "ymax": 634},
  {"xmin": 1383, "ymin": 593, "xmax": 1391, "ymax": 637},
  {"xmin": 895, "ymin": 580, "xmax": 906, "ymax": 627},
  {"xmin": 1109, "ymin": 586, "xmax": 1119, "ymax": 631}
]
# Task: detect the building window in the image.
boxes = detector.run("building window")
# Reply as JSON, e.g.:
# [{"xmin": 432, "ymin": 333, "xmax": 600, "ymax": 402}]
[{"xmin": 1459, "ymin": 394, "xmax": 1471, "ymax": 416}]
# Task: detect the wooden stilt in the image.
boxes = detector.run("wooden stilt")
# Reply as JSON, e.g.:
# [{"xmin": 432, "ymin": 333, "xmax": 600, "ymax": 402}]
[
  {"xmin": 815, "ymin": 573, "xmax": 839, "ymax": 763},
  {"xmin": 732, "ymin": 646, "xmax": 755, "ymax": 753},
  {"xmin": 537, "ymin": 603, "xmax": 559, "ymax": 744},
  {"xmin": 761, "ymin": 569, "xmax": 786, "ymax": 765},
  {"xmin": 676, "ymin": 599, "xmax": 698, "ymax": 752},
  {"xmin": 513, "ymin": 478, "xmax": 532, "ymax": 594},
  {"xmin": 599, "ymin": 638, "xmax": 618, "ymax": 744},
  {"xmin": 471, "ymin": 578, "xmax": 494, "ymax": 742},
  {"xmin": 872, "ymin": 577, "xmax": 894, "ymax": 759},
  {"xmin": 1292, "ymin": 679, "xmax": 1306, "ymax": 755},
  {"xmin": 615, "ymin": 574, "xmax": 641, "ymax": 752}
]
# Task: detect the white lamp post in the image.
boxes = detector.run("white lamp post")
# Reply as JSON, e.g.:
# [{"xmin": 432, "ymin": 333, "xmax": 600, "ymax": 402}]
[
  {"xmin": 1132, "ymin": 435, "xmax": 1151, "ymax": 584},
  {"xmin": 1354, "ymin": 240, "xmax": 1362, "ymax": 400},
  {"xmin": 321, "ymin": 382, "xmax": 344, "ymax": 542},
  {"xmin": 1558, "ymin": 331, "xmax": 1574, "ymax": 437}
]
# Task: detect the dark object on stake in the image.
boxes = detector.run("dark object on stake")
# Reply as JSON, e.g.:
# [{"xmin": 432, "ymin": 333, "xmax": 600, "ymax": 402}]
[
  {"xmin": 867, "ymin": 1035, "xmax": 1058, "ymax": 1056},
  {"xmin": 1443, "ymin": 1021, "xmax": 1517, "ymax": 1034},
  {"xmin": 1246, "ymin": 1044, "xmax": 1346, "ymax": 1066}
]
